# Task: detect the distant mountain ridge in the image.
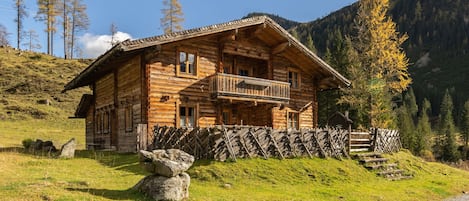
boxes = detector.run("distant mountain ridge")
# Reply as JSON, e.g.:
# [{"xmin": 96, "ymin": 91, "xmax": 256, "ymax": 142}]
[{"xmin": 248, "ymin": 0, "xmax": 469, "ymax": 118}]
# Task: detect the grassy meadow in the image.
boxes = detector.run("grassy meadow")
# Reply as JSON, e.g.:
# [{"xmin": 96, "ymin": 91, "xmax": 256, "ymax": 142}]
[{"xmin": 1, "ymin": 120, "xmax": 469, "ymax": 201}]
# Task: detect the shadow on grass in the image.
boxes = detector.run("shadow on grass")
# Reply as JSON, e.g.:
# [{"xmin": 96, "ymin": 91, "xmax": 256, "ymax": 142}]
[
  {"xmin": 74, "ymin": 150, "xmax": 147, "ymax": 176},
  {"xmin": 66, "ymin": 187, "xmax": 151, "ymax": 201}
]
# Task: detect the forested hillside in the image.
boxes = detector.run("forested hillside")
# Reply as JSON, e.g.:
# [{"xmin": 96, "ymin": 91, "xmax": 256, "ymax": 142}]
[{"xmin": 252, "ymin": 0, "xmax": 469, "ymax": 122}]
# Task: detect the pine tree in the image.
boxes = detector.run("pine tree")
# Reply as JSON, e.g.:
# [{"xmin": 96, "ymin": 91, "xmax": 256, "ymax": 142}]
[
  {"xmin": 14, "ymin": 0, "xmax": 28, "ymax": 50},
  {"xmin": 341, "ymin": 0, "xmax": 411, "ymax": 128},
  {"xmin": 461, "ymin": 100, "xmax": 469, "ymax": 158},
  {"xmin": 289, "ymin": 28, "xmax": 299, "ymax": 40},
  {"xmin": 416, "ymin": 98, "xmax": 432, "ymax": 156},
  {"xmin": 306, "ymin": 33, "xmax": 317, "ymax": 54},
  {"xmin": 437, "ymin": 89, "xmax": 460, "ymax": 161},
  {"xmin": 161, "ymin": 0, "xmax": 184, "ymax": 34},
  {"xmin": 397, "ymin": 88, "xmax": 418, "ymax": 153}
]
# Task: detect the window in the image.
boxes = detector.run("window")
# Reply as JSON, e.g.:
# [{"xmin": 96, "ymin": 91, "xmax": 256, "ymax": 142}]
[
  {"xmin": 238, "ymin": 69, "xmax": 249, "ymax": 76},
  {"xmin": 222, "ymin": 109, "xmax": 231, "ymax": 125},
  {"xmin": 288, "ymin": 70, "xmax": 300, "ymax": 89},
  {"xmin": 96, "ymin": 113, "xmax": 102, "ymax": 134},
  {"xmin": 125, "ymin": 106, "xmax": 133, "ymax": 132},
  {"xmin": 103, "ymin": 111, "xmax": 110, "ymax": 134},
  {"xmin": 287, "ymin": 112, "xmax": 299, "ymax": 130},
  {"xmin": 177, "ymin": 50, "xmax": 197, "ymax": 77},
  {"xmin": 179, "ymin": 106, "xmax": 196, "ymax": 128}
]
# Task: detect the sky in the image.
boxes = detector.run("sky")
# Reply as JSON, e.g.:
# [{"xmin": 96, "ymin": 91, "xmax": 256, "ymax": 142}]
[{"xmin": 0, "ymin": 0, "xmax": 357, "ymax": 58}]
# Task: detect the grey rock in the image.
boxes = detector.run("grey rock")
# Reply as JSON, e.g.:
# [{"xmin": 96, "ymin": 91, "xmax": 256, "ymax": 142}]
[
  {"xmin": 139, "ymin": 149, "xmax": 194, "ymax": 177},
  {"xmin": 59, "ymin": 138, "xmax": 76, "ymax": 159},
  {"xmin": 133, "ymin": 173, "xmax": 190, "ymax": 201}
]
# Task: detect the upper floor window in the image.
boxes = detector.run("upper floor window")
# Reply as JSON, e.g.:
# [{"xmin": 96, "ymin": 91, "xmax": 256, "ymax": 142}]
[
  {"xmin": 177, "ymin": 50, "xmax": 197, "ymax": 77},
  {"xmin": 288, "ymin": 70, "xmax": 300, "ymax": 89},
  {"xmin": 239, "ymin": 69, "xmax": 249, "ymax": 76}
]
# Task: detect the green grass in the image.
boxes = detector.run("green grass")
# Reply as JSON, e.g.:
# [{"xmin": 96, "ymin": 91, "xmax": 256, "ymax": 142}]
[{"xmin": 1, "ymin": 119, "xmax": 469, "ymax": 200}]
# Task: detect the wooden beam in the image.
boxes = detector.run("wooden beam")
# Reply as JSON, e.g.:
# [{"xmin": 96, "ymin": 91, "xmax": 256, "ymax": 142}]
[
  {"xmin": 219, "ymin": 30, "xmax": 238, "ymax": 43},
  {"xmin": 271, "ymin": 41, "xmax": 290, "ymax": 55}
]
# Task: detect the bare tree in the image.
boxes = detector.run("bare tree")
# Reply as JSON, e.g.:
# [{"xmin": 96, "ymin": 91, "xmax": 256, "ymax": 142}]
[
  {"xmin": 36, "ymin": 0, "xmax": 59, "ymax": 55},
  {"xmin": 69, "ymin": 0, "xmax": 88, "ymax": 59},
  {"xmin": 22, "ymin": 29, "xmax": 41, "ymax": 51},
  {"xmin": 161, "ymin": 0, "xmax": 184, "ymax": 34},
  {"xmin": 13, "ymin": 0, "xmax": 28, "ymax": 50},
  {"xmin": 0, "ymin": 24, "xmax": 11, "ymax": 47},
  {"xmin": 110, "ymin": 22, "xmax": 117, "ymax": 46},
  {"xmin": 59, "ymin": 0, "xmax": 71, "ymax": 59}
]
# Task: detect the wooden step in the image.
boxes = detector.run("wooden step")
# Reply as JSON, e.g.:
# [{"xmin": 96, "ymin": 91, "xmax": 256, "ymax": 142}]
[
  {"xmin": 365, "ymin": 163, "xmax": 398, "ymax": 170},
  {"xmin": 354, "ymin": 152, "xmax": 382, "ymax": 158},
  {"xmin": 377, "ymin": 169, "xmax": 404, "ymax": 176},
  {"xmin": 350, "ymin": 144, "xmax": 371, "ymax": 147},
  {"xmin": 350, "ymin": 148, "xmax": 370, "ymax": 152},
  {"xmin": 360, "ymin": 157, "xmax": 388, "ymax": 164},
  {"xmin": 387, "ymin": 175, "xmax": 413, "ymax": 181},
  {"xmin": 350, "ymin": 139, "xmax": 371, "ymax": 142}
]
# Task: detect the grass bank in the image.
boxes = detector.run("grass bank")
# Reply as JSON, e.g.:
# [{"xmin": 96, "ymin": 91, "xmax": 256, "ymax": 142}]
[{"xmin": 1, "ymin": 121, "xmax": 469, "ymax": 200}]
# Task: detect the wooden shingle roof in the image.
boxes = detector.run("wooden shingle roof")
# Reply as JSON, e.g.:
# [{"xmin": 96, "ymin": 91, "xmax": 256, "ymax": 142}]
[{"xmin": 63, "ymin": 16, "xmax": 350, "ymax": 91}]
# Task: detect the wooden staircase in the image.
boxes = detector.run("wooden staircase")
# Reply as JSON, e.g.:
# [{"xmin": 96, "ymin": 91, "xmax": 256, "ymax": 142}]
[
  {"xmin": 354, "ymin": 152, "xmax": 413, "ymax": 181},
  {"xmin": 350, "ymin": 131, "xmax": 372, "ymax": 152}
]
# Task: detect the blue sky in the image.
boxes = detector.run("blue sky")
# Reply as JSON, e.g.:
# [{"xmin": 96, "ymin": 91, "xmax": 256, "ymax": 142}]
[{"xmin": 0, "ymin": 0, "xmax": 357, "ymax": 58}]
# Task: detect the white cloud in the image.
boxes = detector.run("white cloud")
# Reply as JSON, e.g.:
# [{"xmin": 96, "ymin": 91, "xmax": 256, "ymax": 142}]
[{"xmin": 79, "ymin": 31, "xmax": 132, "ymax": 58}]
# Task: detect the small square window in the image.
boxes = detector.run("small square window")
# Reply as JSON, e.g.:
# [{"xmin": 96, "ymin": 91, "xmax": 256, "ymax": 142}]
[{"xmin": 177, "ymin": 50, "xmax": 198, "ymax": 77}]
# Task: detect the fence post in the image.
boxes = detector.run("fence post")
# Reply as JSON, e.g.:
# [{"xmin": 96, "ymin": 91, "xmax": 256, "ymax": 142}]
[{"xmin": 347, "ymin": 124, "xmax": 351, "ymax": 155}]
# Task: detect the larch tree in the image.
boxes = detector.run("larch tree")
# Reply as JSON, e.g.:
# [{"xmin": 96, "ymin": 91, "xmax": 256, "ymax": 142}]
[
  {"xmin": 13, "ymin": 0, "xmax": 28, "ymax": 50},
  {"xmin": 36, "ymin": 0, "xmax": 59, "ymax": 55},
  {"xmin": 341, "ymin": 0, "xmax": 411, "ymax": 128},
  {"xmin": 69, "ymin": 0, "xmax": 88, "ymax": 59},
  {"xmin": 161, "ymin": 0, "xmax": 184, "ymax": 34},
  {"xmin": 59, "ymin": 0, "xmax": 71, "ymax": 59},
  {"xmin": 22, "ymin": 29, "xmax": 41, "ymax": 51}
]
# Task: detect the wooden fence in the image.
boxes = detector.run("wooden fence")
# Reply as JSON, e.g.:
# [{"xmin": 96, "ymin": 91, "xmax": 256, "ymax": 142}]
[
  {"xmin": 147, "ymin": 125, "xmax": 401, "ymax": 161},
  {"xmin": 370, "ymin": 128, "xmax": 402, "ymax": 153}
]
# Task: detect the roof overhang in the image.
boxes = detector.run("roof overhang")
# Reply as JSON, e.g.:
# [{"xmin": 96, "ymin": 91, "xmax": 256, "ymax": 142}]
[{"xmin": 63, "ymin": 16, "xmax": 350, "ymax": 92}]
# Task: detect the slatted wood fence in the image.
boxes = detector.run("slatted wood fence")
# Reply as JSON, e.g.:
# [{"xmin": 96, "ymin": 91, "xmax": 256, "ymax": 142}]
[
  {"xmin": 147, "ymin": 125, "xmax": 401, "ymax": 161},
  {"xmin": 370, "ymin": 128, "xmax": 402, "ymax": 153}
]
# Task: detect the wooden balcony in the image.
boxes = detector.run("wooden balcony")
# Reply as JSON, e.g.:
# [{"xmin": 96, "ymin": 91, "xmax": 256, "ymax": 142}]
[{"xmin": 209, "ymin": 73, "xmax": 290, "ymax": 103}]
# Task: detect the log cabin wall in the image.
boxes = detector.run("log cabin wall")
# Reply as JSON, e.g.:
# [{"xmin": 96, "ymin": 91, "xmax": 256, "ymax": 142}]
[
  {"xmin": 271, "ymin": 56, "xmax": 316, "ymax": 129},
  {"xmin": 116, "ymin": 56, "xmax": 142, "ymax": 152},
  {"xmin": 146, "ymin": 38, "xmax": 219, "ymax": 131},
  {"xmin": 94, "ymin": 73, "xmax": 114, "ymax": 148},
  {"xmin": 85, "ymin": 104, "xmax": 94, "ymax": 148}
]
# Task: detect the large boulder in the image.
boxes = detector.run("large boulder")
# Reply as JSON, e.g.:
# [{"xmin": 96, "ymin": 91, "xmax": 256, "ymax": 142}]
[
  {"xmin": 139, "ymin": 149, "xmax": 194, "ymax": 177},
  {"xmin": 133, "ymin": 173, "xmax": 190, "ymax": 201},
  {"xmin": 59, "ymin": 138, "xmax": 76, "ymax": 159}
]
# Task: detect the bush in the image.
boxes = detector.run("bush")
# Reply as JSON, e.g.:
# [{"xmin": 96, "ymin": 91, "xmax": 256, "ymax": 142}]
[{"xmin": 22, "ymin": 138, "xmax": 34, "ymax": 149}]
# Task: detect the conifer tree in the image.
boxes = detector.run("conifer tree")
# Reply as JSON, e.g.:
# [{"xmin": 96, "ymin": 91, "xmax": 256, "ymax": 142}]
[
  {"xmin": 161, "ymin": 0, "xmax": 184, "ymax": 34},
  {"xmin": 397, "ymin": 88, "xmax": 418, "ymax": 153},
  {"xmin": 438, "ymin": 90, "xmax": 459, "ymax": 161},
  {"xmin": 14, "ymin": 0, "xmax": 28, "ymax": 50},
  {"xmin": 36, "ymin": 0, "xmax": 59, "ymax": 55},
  {"xmin": 306, "ymin": 33, "xmax": 317, "ymax": 54},
  {"xmin": 416, "ymin": 98, "xmax": 432, "ymax": 155},
  {"xmin": 461, "ymin": 100, "xmax": 469, "ymax": 158},
  {"xmin": 341, "ymin": 0, "xmax": 411, "ymax": 128}
]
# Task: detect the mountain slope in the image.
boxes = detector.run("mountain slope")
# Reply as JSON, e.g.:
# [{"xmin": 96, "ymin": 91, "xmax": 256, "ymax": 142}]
[
  {"xmin": 0, "ymin": 47, "xmax": 89, "ymax": 120},
  {"xmin": 288, "ymin": 0, "xmax": 469, "ymax": 117}
]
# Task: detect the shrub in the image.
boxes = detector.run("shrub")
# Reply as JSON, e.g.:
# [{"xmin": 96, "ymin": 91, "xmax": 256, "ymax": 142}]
[{"xmin": 22, "ymin": 138, "xmax": 34, "ymax": 149}]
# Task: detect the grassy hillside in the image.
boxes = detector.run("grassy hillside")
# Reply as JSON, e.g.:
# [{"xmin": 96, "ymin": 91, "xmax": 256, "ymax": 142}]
[
  {"xmin": 0, "ymin": 47, "xmax": 89, "ymax": 121},
  {"xmin": 0, "ymin": 147, "xmax": 468, "ymax": 200}
]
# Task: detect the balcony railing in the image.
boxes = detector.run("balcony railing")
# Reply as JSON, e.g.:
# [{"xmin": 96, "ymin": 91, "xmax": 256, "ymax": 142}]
[{"xmin": 209, "ymin": 73, "xmax": 290, "ymax": 103}]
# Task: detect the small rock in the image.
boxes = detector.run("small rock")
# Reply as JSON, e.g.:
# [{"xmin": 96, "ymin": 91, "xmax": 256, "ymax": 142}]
[
  {"xmin": 36, "ymin": 99, "xmax": 51, "ymax": 106},
  {"xmin": 133, "ymin": 173, "xmax": 190, "ymax": 201},
  {"xmin": 223, "ymin": 183, "xmax": 232, "ymax": 189},
  {"xmin": 59, "ymin": 138, "xmax": 76, "ymax": 159}
]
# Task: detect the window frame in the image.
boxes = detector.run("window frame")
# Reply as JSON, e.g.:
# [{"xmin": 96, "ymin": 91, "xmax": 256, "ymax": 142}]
[
  {"xmin": 176, "ymin": 48, "xmax": 199, "ymax": 78},
  {"xmin": 96, "ymin": 112, "xmax": 102, "ymax": 134},
  {"xmin": 287, "ymin": 111, "xmax": 300, "ymax": 130},
  {"xmin": 103, "ymin": 111, "xmax": 110, "ymax": 134},
  {"xmin": 177, "ymin": 103, "xmax": 198, "ymax": 128},
  {"xmin": 287, "ymin": 68, "xmax": 301, "ymax": 90},
  {"xmin": 124, "ymin": 105, "xmax": 133, "ymax": 132}
]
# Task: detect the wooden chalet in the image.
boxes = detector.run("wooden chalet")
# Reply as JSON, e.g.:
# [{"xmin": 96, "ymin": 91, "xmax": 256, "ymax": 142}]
[{"xmin": 64, "ymin": 16, "xmax": 350, "ymax": 152}]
